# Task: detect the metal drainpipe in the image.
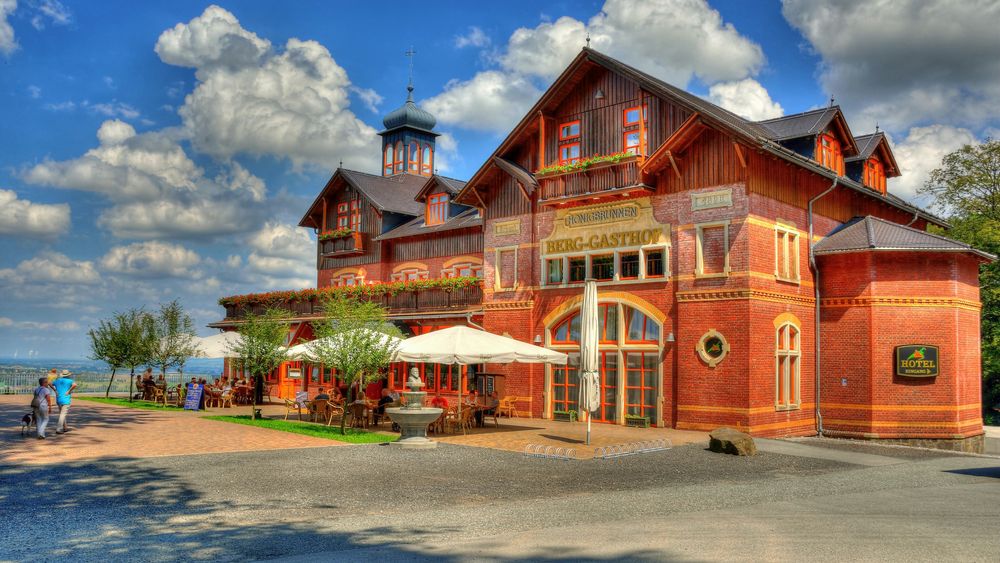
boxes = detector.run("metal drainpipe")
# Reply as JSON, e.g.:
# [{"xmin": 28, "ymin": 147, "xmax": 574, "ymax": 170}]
[
  {"xmin": 466, "ymin": 312, "xmax": 485, "ymax": 331},
  {"xmin": 808, "ymin": 177, "xmax": 839, "ymax": 436}
]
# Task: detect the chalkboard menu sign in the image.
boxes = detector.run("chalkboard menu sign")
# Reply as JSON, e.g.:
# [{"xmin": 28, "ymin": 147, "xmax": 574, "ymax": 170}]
[
  {"xmin": 184, "ymin": 383, "xmax": 204, "ymax": 410},
  {"xmin": 895, "ymin": 345, "xmax": 939, "ymax": 377}
]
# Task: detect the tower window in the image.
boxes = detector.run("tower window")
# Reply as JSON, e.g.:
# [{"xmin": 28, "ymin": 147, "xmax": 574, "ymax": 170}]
[
  {"xmin": 394, "ymin": 141, "xmax": 404, "ymax": 173},
  {"xmin": 409, "ymin": 142, "xmax": 420, "ymax": 172},
  {"xmin": 383, "ymin": 145, "xmax": 394, "ymax": 175},
  {"xmin": 422, "ymin": 146, "xmax": 433, "ymax": 175}
]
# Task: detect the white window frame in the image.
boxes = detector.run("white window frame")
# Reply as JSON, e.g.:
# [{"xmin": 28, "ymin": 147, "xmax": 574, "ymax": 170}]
[
  {"xmin": 775, "ymin": 322, "xmax": 801, "ymax": 411},
  {"xmin": 539, "ymin": 245, "xmax": 670, "ymax": 287},
  {"xmin": 774, "ymin": 221, "xmax": 800, "ymax": 284},
  {"xmin": 695, "ymin": 221, "xmax": 730, "ymax": 279}
]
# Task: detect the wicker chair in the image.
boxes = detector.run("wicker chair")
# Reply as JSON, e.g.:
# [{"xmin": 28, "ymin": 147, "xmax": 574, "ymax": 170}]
[
  {"xmin": 324, "ymin": 401, "xmax": 344, "ymax": 426},
  {"xmin": 497, "ymin": 397, "xmax": 517, "ymax": 418},
  {"xmin": 284, "ymin": 398, "xmax": 304, "ymax": 420},
  {"xmin": 348, "ymin": 403, "xmax": 369, "ymax": 429}
]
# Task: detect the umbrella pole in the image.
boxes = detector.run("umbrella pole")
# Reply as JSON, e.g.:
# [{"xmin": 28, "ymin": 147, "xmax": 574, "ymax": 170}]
[{"xmin": 587, "ymin": 412, "xmax": 591, "ymax": 446}]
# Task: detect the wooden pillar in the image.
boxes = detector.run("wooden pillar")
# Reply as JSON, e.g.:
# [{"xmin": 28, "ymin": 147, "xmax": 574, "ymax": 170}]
[
  {"xmin": 538, "ymin": 111, "xmax": 545, "ymax": 170},
  {"xmin": 638, "ymin": 89, "xmax": 647, "ymax": 163},
  {"xmin": 322, "ymin": 199, "xmax": 327, "ymax": 233}
]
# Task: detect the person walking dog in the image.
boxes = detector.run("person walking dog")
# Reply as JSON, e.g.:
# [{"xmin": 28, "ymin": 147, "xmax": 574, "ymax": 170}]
[
  {"xmin": 52, "ymin": 369, "xmax": 77, "ymax": 434},
  {"xmin": 31, "ymin": 377, "xmax": 54, "ymax": 439}
]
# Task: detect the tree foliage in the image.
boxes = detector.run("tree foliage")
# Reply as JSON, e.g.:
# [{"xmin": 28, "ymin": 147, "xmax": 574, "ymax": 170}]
[
  {"xmin": 308, "ymin": 295, "xmax": 401, "ymax": 433},
  {"xmin": 230, "ymin": 308, "xmax": 289, "ymax": 413},
  {"xmin": 88, "ymin": 308, "xmax": 156, "ymax": 401},
  {"xmin": 149, "ymin": 300, "xmax": 199, "ymax": 378},
  {"xmin": 88, "ymin": 315, "xmax": 131, "ymax": 398},
  {"xmin": 923, "ymin": 139, "xmax": 1000, "ymax": 419},
  {"xmin": 920, "ymin": 138, "xmax": 1000, "ymax": 220}
]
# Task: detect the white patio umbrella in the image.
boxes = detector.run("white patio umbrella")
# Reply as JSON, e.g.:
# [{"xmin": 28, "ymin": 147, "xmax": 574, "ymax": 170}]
[
  {"xmin": 395, "ymin": 325, "xmax": 567, "ymax": 416},
  {"xmin": 285, "ymin": 329, "xmax": 403, "ymax": 361},
  {"xmin": 193, "ymin": 331, "xmax": 245, "ymax": 358},
  {"xmin": 578, "ymin": 279, "xmax": 601, "ymax": 445}
]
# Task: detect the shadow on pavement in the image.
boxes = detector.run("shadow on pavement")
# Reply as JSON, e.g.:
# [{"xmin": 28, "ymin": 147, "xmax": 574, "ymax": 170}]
[
  {"xmin": 0, "ymin": 458, "xmax": 674, "ymax": 562},
  {"xmin": 946, "ymin": 466, "xmax": 1000, "ymax": 479}
]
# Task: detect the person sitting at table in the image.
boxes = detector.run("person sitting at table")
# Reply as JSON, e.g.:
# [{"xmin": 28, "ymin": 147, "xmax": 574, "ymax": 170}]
[
  {"xmin": 430, "ymin": 395, "xmax": 448, "ymax": 409},
  {"xmin": 476, "ymin": 391, "xmax": 500, "ymax": 426},
  {"xmin": 156, "ymin": 374, "xmax": 166, "ymax": 387},
  {"xmin": 374, "ymin": 388, "xmax": 394, "ymax": 424},
  {"xmin": 388, "ymin": 387, "xmax": 400, "ymax": 401},
  {"xmin": 464, "ymin": 388, "xmax": 479, "ymax": 406},
  {"xmin": 315, "ymin": 387, "xmax": 330, "ymax": 401}
]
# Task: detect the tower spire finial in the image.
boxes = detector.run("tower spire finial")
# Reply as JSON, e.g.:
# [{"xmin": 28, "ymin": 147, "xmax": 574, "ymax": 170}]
[{"xmin": 405, "ymin": 46, "xmax": 417, "ymax": 101}]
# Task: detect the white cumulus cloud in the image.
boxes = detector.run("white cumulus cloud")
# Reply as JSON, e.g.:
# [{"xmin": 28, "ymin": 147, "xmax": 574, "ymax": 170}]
[
  {"xmin": 455, "ymin": 26, "xmax": 490, "ymax": 49},
  {"xmin": 100, "ymin": 241, "xmax": 201, "ymax": 278},
  {"xmin": 0, "ymin": 0, "xmax": 16, "ymax": 56},
  {"xmin": 0, "ymin": 251, "xmax": 100, "ymax": 285},
  {"xmin": 246, "ymin": 221, "xmax": 314, "ymax": 285},
  {"xmin": 782, "ymin": 0, "xmax": 1000, "ymax": 133},
  {"xmin": 0, "ymin": 189, "xmax": 70, "ymax": 239},
  {"xmin": 707, "ymin": 79, "xmax": 783, "ymax": 121},
  {"xmin": 155, "ymin": 5, "xmax": 380, "ymax": 171},
  {"xmin": 425, "ymin": 0, "xmax": 770, "ymax": 134},
  {"xmin": 889, "ymin": 125, "xmax": 979, "ymax": 206}
]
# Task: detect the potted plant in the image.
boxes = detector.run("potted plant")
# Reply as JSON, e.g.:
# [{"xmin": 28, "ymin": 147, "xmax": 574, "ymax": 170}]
[
  {"xmin": 553, "ymin": 410, "xmax": 578, "ymax": 422},
  {"xmin": 624, "ymin": 414, "xmax": 650, "ymax": 428}
]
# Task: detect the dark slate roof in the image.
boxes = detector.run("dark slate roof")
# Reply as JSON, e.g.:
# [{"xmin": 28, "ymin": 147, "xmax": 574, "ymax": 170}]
[
  {"xmin": 757, "ymin": 107, "xmax": 839, "ymax": 141},
  {"xmin": 434, "ymin": 176, "xmax": 467, "ymax": 195},
  {"xmin": 455, "ymin": 47, "xmax": 949, "ymax": 228},
  {"xmin": 340, "ymin": 169, "xmax": 426, "ymax": 216},
  {"xmin": 381, "ymin": 85, "xmax": 437, "ymax": 134},
  {"xmin": 845, "ymin": 132, "xmax": 883, "ymax": 162},
  {"xmin": 813, "ymin": 216, "xmax": 994, "ymax": 260},
  {"xmin": 375, "ymin": 207, "xmax": 483, "ymax": 241}
]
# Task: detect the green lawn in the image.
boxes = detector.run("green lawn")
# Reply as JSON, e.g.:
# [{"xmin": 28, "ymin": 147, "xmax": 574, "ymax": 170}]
[
  {"xmin": 202, "ymin": 415, "xmax": 398, "ymax": 444},
  {"xmin": 76, "ymin": 396, "xmax": 183, "ymax": 410}
]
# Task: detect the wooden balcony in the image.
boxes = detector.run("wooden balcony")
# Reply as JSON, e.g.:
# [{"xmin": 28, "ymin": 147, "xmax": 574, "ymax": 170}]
[
  {"xmin": 537, "ymin": 156, "xmax": 651, "ymax": 204},
  {"xmin": 220, "ymin": 285, "xmax": 483, "ymax": 323},
  {"xmin": 319, "ymin": 231, "xmax": 364, "ymax": 256}
]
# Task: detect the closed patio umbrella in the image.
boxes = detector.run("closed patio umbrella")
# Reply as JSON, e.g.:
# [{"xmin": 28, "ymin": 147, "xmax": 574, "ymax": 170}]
[{"xmin": 578, "ymin": 279, "xmax": 601, "ymax": 445}]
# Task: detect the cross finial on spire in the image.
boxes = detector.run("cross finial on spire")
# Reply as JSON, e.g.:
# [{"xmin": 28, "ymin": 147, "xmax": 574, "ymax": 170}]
[
  {"xmin": 405, "ymin": 46, "xmax": 417, "ymax": 100},
  {"xmin": 829, "ymin": 96, "xmax": 835, "ymax": 107},
  {"xmin": 585, "ymin": 32, "xmax": 591, "ymax": 48},
  {"xmin": 875, "ymin": 122, "xmax": 880, "ymax": 132}
]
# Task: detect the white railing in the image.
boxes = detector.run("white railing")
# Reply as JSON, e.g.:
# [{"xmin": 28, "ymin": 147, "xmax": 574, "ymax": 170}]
[{"xmin": 0, "ymin": 370, "xmax": 190, "ymax": 396}]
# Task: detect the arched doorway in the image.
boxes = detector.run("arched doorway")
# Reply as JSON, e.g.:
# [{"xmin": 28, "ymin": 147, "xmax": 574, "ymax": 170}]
[{"xmin": 546, "ymin": 301, "xmax": 662, "ymax": 424}]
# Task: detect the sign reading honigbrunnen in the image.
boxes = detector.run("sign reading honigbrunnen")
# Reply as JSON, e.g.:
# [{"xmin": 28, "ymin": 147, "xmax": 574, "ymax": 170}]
[{"xmin": 895, "ymin": 345, "xmax": 939, "ymax": 377}]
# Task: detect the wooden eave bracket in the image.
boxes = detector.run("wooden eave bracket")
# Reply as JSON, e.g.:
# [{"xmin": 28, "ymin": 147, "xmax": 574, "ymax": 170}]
[{"xmin": 641, "ymin": 114, "xmax": 706, "ymax": 178}]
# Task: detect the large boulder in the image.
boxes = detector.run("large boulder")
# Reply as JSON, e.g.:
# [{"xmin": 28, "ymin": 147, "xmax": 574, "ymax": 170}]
[{"xmin": 709, "ymin": 427, "xmax": 757, "ymax": 456}]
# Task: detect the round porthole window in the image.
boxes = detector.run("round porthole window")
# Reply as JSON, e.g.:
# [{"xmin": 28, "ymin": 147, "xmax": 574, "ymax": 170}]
[{"xmin": 696, "ymin": 329, "xmax": 729, "ymax": 368}]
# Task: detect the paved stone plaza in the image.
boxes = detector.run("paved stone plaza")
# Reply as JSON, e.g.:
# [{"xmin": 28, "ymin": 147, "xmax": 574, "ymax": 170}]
[{"xmin": 2, "ymin": 396, "xmax": 999, "ymax": 562}]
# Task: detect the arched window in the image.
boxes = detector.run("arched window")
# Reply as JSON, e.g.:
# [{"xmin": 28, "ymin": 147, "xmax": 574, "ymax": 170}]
[
  {"xmin": 422, "ymin": 146, "xmax": 433, "ymax": 175},
  {"xmin": 383, "ymin": 145, "xmax": 394, "ymax": 175},
  {"xmin": 393, "ymin": 141, "xmax": 404, "ymax": 173},
  {"xmin": 408, "ymin": 142, "xmax": 420, "ymax": 172},
  {"xmin": 775, "ymin": 321, "xmax": 801, "ymax": 410},
  {"xmin": 547, "ymin": 302, "xmax": 661, "ymax": 423}
]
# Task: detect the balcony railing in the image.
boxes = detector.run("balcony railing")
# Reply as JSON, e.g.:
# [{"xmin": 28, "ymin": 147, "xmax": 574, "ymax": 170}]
[
  {"xmin": 222, "ymin": 285, "xmax": 483, "ymax": 321},
  {"xmin": 319, "ymin": 232, "xmax": 364, "ymax": 256},
  {"xmin": 537, "ymin": 157, "xmax": 647, "ymax": 203}
]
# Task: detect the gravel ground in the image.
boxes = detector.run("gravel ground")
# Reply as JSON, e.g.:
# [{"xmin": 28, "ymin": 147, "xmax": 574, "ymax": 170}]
[{"xmin": 1, "ymin": 442, "xmax": 997, "ymax": 562}]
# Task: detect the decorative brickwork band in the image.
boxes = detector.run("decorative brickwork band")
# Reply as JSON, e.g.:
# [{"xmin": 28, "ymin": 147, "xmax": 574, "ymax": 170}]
[
  {"xmin": 483, "ymin": 300, "xmax": 535, "ymax": 311},
  {"xmin": 677, "ymin": 288, "xmax": 815, "ymax": 306},
  {"xmin": 820, "ymin": 296, "xmax": 981, "ymax": 312}
]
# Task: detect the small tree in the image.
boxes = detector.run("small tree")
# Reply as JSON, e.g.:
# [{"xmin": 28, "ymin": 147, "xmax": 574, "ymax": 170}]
[
  {"xmin": 309, "ymin": 295, "xmax": 401, "ymax": 434},
  {"xmin": 230, "ymin": 308, "xmax": 288, "ymax": 418},
  {"xmin": 88, "ymin": 315, "xmax": 130, "ymax": 397},
  {"xmin": 149, "ymin": 300, "xmax": 199, "ymax": 383},
  {"xmin": 118, "ymin": 308, "xmax": 157, "ymax": 402}
]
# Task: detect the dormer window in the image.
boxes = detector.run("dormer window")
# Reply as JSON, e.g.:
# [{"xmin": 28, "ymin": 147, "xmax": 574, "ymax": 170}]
[
  {"xmin": 394, "ymin": 141, "xmax": 404, "ymax": 174},
  {"xmin": 426, "ymin": 193, "xmax": 448, "ymax": 226},
  {"xmin": 558, "ymin": 120, "xmax": 581, "ymax": 165},
  {"xmin": 864, "ymin": 157, "xmax": 886, "ymax": 193},
  {"xmin": 422, "ymin": 146, "xmax": 433, "ymax": 175},
  {"xmin": 383, "ymin": 145, "xmax": 394, "ymax": 175},
  {"xmin": 408, "ymin": 142, "xmax": 420, "ymax": 173},
  {"xmin": 816, "ymin": 133, "xmax": 844, "ymax": 175}
]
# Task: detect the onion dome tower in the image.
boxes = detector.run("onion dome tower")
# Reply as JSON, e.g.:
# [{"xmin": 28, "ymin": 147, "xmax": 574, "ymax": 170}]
[{"xmin": 379, "ymin": 50, "xmax": 439, "ymax": 177}]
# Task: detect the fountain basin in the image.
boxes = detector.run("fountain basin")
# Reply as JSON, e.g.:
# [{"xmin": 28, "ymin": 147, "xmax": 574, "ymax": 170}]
[{"xmin": 386, "ymin": 406, "xmax": 443, "ymax": 449}]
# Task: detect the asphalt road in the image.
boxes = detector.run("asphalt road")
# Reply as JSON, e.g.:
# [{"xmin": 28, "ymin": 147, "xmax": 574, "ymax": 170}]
[{"xmin": 1, "ymin": 441, "xmax": 998, "ymax": 562}]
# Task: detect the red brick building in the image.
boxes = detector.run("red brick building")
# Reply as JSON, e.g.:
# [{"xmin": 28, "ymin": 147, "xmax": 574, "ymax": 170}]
[{"xmin": 214, "ymin": 49, "xmax": 990, "ymax": 451}]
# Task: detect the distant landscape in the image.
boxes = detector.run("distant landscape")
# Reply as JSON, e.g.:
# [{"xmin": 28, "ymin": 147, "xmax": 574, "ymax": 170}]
[{"xmin": 0, "ymin": 357, "xmax": 224, "ymax": 395}]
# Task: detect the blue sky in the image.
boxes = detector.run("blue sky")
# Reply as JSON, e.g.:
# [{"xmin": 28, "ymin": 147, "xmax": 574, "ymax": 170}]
[{"xmin": 1, "ymin": 0, "xmax": 998, "ymax": 358}]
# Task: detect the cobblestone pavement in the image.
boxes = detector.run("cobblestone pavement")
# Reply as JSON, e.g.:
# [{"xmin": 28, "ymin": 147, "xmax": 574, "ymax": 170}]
[{"xmin": 0, "ymin": 395, "xmax": 344, "ymax": 465}]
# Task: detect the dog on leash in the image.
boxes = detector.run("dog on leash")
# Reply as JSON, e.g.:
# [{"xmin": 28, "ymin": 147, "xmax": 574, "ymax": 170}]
[{"xmin": 21, "ymin": 413, "xmax": 35, "ymax": 436}]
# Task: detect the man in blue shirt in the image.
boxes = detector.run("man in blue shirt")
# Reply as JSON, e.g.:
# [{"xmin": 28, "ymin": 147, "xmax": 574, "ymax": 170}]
[{"xmin": 51, "ymin": 370, "xmax": 77, "ymax": 434}]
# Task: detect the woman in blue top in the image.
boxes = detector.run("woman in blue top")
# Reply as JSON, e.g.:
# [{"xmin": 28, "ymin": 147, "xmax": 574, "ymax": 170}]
[{"xmin": 32, "ymin": 377, "xmax": 53, "ymax": 439}]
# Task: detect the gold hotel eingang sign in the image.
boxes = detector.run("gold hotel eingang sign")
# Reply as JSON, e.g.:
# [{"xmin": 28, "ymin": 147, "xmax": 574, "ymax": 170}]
[{"xmin": 543, "ymin": 198, "xmax": 670, "ymax": 255}]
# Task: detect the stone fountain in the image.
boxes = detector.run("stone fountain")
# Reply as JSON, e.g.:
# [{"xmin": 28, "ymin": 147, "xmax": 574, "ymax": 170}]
[{"xmin": 386, "ymin": 367, "xmax": 443, "ymax": 449}]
